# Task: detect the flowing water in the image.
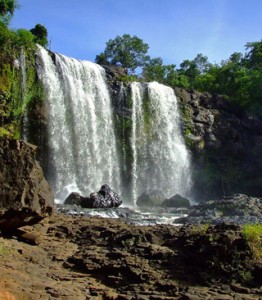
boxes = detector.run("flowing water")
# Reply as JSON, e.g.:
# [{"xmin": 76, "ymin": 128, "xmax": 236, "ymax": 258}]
[
  {"xmin": 35, "ymin": 47, "xmax": 191, "ymax": 205},
  {"xmin": 36, "ymin": 46, "xmax": 121, "ymax": 201},
  {"xmin": 130, "ymin": 82, "xmax": 191, "ymax": 203}
]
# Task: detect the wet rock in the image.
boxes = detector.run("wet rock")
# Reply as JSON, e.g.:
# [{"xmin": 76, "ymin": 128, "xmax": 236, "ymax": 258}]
[
  {"xmin": 162, "ymin": 194, "xmax": 190, "ymax": 208},
  {"xmin": 90, "ymin": 184, "xmax": 122, "ymax": 208},
  {"xmin": 64, "ymin": 185, "xmax": 122, "ymax": 208},
  {"xmin": 137, "ymin": 190, "xmax": 165, "ymax": 207},
  {"xmin": 176, "ymin": 194, "xmax": 262, "ymax": 225},
  {"xmin": 0, "ymin": 138, "xmax": 54, "ymax": 232},
  {"xmin": 64, "ymin": 192, "xmax": 91, "ymax": 207}
]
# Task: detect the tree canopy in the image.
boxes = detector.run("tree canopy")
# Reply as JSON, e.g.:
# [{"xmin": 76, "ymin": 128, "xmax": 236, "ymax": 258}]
[
  {"xmin": 0, "ymin": 0, "xmax": 18, "ymax": 25},
  {"xmin": 95, "ymin": 34, "xmax": 150, "ymax": 74},
  {"xmin": 30, "ymin": 23, "xmax": 48, "ymax": 47},
  {"xmin": 96, "ymin": 34, "xmax": 262, "ymax": 117}
]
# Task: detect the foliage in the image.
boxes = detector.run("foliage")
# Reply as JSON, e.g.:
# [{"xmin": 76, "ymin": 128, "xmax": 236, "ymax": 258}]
[
  {"xmin": 0, "ymin": 1, "xmax": 45, "ymax": 139},
  {"xmin": 30, "ymin": 23, "xmax": 48, "ymax": 48},
  {"xmin": 0, "ymin": 0, "xmax": 18, "ymax": 25},
  {"xmin": 95, "ymin": 34, "xmax": 150, "ymax": 74},
  {"xmin": 16, "ymin": 28, "xmax": 35, "ymax": 46},
  {"xmin": 242, "ymin": 224, "xmax": 262, "ymax": 260},
  {"xmin": 143, "ymin": 57, "xmax": 190, "ymax": 88},
  {"xmin": 96, "ymin": 33, "xmax": 262, "ymax": 117}
]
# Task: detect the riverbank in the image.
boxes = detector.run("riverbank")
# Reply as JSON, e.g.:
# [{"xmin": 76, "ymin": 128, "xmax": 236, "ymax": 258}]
[{"xmin": 0, "ymin": 213, "xmax": 261, "ymax": 299}]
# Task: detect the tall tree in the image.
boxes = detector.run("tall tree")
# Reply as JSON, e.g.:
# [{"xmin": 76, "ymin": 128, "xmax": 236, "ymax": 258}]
[
  {"xmin": 30, "ymin": 23, "xmax": 48, "ymax": 48},
  {"xmin": 244, "ymin": 40, "xmax": 262, "ymax": 69},
  {"xmin": 95, "ymin": 34, "xmax": 150, "ymax": 74}
]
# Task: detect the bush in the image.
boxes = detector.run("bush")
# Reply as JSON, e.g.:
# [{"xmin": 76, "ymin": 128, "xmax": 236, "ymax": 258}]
[{"xmin": 242, "ymin": 224, "xmax": 262, "ymax": 260}]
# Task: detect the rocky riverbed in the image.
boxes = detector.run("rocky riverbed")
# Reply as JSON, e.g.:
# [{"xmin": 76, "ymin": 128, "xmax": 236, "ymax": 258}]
[{"xmin": 0, "ymin": 212, "xmax": 261, "ymax": 300}]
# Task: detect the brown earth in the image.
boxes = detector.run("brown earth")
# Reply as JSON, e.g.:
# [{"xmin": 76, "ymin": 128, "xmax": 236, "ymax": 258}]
[{"xmin": 0, "ymin": 213, "xmax": 261, "ymax": 300}]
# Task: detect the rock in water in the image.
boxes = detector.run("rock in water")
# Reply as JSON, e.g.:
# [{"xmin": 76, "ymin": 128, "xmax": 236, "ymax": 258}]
[
  {"xmin": 136, "ymin": 190, "xmax": 165, "ymax": 207},
  {"xmin": 90, "ymin": 184, "xmax": 122, "ymax": 208},
  {"xmin": 162, "ymin": 194, "xmax": 191, "ymax": 208},
  {"xmin": 0, "ymin": 138, "xmax": 54, "ymax": 232},
  {"xmin": 64, "ymin": 184, "xmax": 122, "ymax": 208}
]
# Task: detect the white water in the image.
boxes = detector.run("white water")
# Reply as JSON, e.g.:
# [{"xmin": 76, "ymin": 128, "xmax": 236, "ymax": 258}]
[
  {"xmin": 35, "ymin": 47, "xmax": 191, "ymax": 204},
  {"xmin": 130, "ymin": 82, "xmax": 191, "ymax": 203},
  {"xmin": 36, "ymin": 46, "xmax": 121, "ymax": 200}
]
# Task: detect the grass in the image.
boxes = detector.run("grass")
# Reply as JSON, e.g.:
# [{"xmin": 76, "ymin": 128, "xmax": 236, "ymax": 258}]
[
  {"xmin": 188, "ymin": 223, "xmax": 210, "ymax": 235},
  {"xmin": 0, "ymin": 240, "xmax": 10, "ymax": 256},
  {"xmin": 242, "ymin": 223, "xmax": 262, "ymax": 260}
]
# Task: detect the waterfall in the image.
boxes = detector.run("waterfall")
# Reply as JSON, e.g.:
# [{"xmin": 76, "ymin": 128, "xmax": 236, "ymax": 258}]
[
  {"xmin": 130, "ymin": 82, "xmax": 191, "ymax": 203},
  {"xmin": 35, "ymin": 46, "xmax": 191, "ymax": 205},
  {"xmin": 36, "ymin": 46, "xmax": 121, "ymax": 200}
]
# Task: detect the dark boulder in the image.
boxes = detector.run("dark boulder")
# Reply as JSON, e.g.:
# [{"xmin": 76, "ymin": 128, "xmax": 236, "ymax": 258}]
[
  {"xmin": 0, "ymin": 138, "xmax": 54, "ymax": 232},
  {"xmin": 162, "ymin": 194, "xmax": 191, "ymax": 208},
  {"xmin": 64, "ymin": 185, "xmax": 122, "ymax": 208},
  {"xmin": 136, "ymin": 190, "xmax": 165, "ymax": 207},
  {"xmin": 64, "ymin": 192, "xmax": 88, "ymax": 207},
  {"xmin": 90, "ymin": 184, "xmax": 122, "ymax": 208}
]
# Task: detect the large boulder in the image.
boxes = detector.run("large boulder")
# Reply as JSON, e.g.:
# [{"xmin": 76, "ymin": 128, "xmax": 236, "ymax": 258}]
[
  {"xmin": 64, "ymin": 184, "xmax": 122, "ymax": 208},
  {"xmin": 136, "ymin": 190, "xmax": 165, "ymax": 207},
  {"xmin": 0, "ymin": 138, "xmax": 54, "ymax": 232},
  {"xmin": 162, "ymin": 194, "xmax": 191, "ymax": 208}
]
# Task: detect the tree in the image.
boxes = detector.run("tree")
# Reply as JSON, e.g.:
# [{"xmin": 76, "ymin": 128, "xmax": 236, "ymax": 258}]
[
  {"xmin": 179, "ymin": 54, "xmax": 211, "ymax": 88},
  {"xmin": 142, "ymin": 57, "xmax": 167, "ymax": 82},
  {"xmin": 95, "ymin": 34, "xmax": 150, "ymax": 74},
  {"xmin": 30, "ymin": 23, "xmax": 48, "ymax": 48},
  {"xmin": 0, "ymin": 0, "xmax": 18, "ymax": 25},
  {"xmin": 244, "ymin": 40, "xmax": 262, "ymax": 69}
]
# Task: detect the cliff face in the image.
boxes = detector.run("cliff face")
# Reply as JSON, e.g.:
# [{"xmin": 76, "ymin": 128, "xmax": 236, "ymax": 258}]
[
  {"xmin": 1, "ymin": 49, "xmax": 261, "ymax": 202},
  {"xmin": 174, "ymin": 87, "xmax": 262, "ymax": 201},
  {"xmin": 0, "ymin": 138, "xmax": 54, "ymax": 232},
  {"xmin": 105, "ymin": 67, "xmax": 262, "ymax": 201}
]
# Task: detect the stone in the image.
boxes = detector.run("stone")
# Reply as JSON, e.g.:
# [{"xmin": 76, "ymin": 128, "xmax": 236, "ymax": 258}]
[
  {"xmin": 64, "ymin": 192, "xmax": 88, "ymax": 207},
  {"xmin": 0, "ymin": 214, "xmax": 261, "ymax": 298},
  {"xmin": 177, "ymin": 194, "xmax": 262, "ymax": 225},
  {"xmin": 136, "ymin": 190, "xmax": 165, "ymax": 207},
  {"xmin": 0, "ymin": 138, "xmax": 54, "ymax": 232},
  {"xmin": 162, "ymin": 194, "xmax": 190, "ymax": 208},
  {"xmin": 90, "ymin": 184, "xmax": 122, "ymax": 208},
  {"xmin": 64, "ymin": 185, "xmax": 122, "ymax": 208}
]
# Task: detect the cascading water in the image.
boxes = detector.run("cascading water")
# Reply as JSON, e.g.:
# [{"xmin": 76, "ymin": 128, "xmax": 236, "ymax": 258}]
[
  {"xmin": 35, "ymin": 46, "xmax": 191, "ymax": 205},
  {"xmin": 130, "ymin": 82, "xmax": 191, "ymax": 203},
  {"xmin": 36, "ymin": 46, "xmax": 121, "ymax": 200}
]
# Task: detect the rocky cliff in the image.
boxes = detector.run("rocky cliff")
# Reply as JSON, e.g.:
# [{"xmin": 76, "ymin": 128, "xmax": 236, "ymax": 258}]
[
  {"xmin": 174, "ymin": 88, "xmax": 262, "ymax": 200},
  {"xmin": 1, "ymin": 48, "xmax": 261, "ymax": 202},
  {"xmin": 0, "ymin": 138, "xmax": 54, "ymax": 232},
  {"xmin": 104, "ymin": 67, "xmax": 262, "ymax": 201}
]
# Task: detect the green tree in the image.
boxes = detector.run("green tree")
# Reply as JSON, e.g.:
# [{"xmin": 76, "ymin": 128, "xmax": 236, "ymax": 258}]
[
  {"xmin": 95, "ymin": 34, "xmax": 150, "ymax": 74},
  {"xmin": 142, "ymin": 57, "xmax": 190, "ymax": 88},
  {"xmin": 0, "ymin": 0, "xmax": 18, "ymax": 25},
  {"xmin": 179, "ymin": 54, "xmax": 211, "ymax": 88},
  {"xmin": 30, "ymin": 23, "xmax": 48, "ymax": 48},
  {"xmin": 143, "ymin": 57, "xmax": 167, "ymax": 82},
  {"xmin": 244, "ymin": 40, "xmax": 262, "ymax": 69}
]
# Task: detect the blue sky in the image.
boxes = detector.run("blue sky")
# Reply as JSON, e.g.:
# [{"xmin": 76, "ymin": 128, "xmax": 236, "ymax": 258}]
[{"xmin": 11, "ymin": 0, "xmax": 262, "ymax": 67}]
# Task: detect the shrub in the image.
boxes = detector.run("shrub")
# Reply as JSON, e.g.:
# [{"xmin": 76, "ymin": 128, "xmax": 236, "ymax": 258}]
[{"xmin": 242, "ymin": 223, "xmax": 262, "ymax": 260}]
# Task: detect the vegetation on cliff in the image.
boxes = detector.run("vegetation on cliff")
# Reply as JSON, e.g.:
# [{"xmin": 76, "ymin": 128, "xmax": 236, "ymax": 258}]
[
  {"xmin": 98, "ymin": 34, "xmax": 262, "ymax": 117},
  {"xmin": 0, "ymin": 0, "xmax": 47, "ymax": 138}
]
